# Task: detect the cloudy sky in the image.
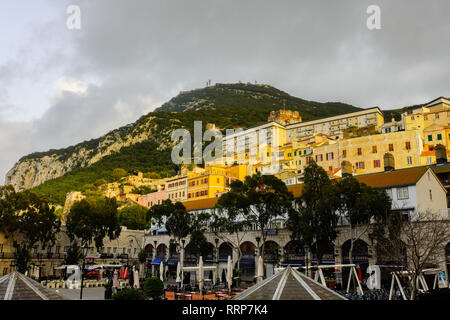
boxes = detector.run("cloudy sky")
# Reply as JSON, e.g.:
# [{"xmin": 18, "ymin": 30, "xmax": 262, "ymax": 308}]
[{"xmin": 1, "ymin": 0, "xmax": 450, "ymax": 182}]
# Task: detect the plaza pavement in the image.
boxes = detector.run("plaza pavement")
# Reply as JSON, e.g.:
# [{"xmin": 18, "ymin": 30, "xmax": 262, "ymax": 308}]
[{"xmin": 52, "ymin": 287, "xmax": 106, "ymax": 300}]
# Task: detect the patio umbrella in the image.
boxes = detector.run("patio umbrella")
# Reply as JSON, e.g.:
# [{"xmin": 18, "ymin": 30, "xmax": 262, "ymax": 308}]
[
  {"xmin": 227, "ymin": 256, "xmax": 233, "ymax": 292},
  {"xmin": 198, "ymin": 256, "xmax": 204, "ymax": 292},
  {"xmin": 113, "ymin": 270, "xmax": 119, "ymax": 289},
  {"xmin": 133, "ymin": 269, "xmax": 140, "ymax": 289},
  {"xmin": 124, "ymin": 267, "xmax": 129, "ymax": 279},
  {"xmin": 176, "ymin": 261, "xmax": 181, "ymax": 284},
  {"xmin": 139, "ymin": 263, "xmax": 144, "ymax": 277},
  {"xmin": 160, "ymin": 261, "xmax": 164, "ymax": 282},
  {"xmin": 180, "ymin": 250, "xmax": 184, "ymax": 285},
  {"xmin": 357, "ymin": 265, "xmax": 362, "ymax": 283},
  {"xmin": 257, "ymin": 256, "xmax": 264, "ymax": 283}
]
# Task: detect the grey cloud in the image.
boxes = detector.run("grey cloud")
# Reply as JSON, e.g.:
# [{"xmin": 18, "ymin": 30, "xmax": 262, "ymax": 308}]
[{"xmin": 1, "ymin": 0, "xmax": 450, "ymax": 182}]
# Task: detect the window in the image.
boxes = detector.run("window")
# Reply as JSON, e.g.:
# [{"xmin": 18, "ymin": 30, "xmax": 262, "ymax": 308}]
[
  {"xmin": 429, "ymin": 190, "xmax": 432, "ymax": 201},
  {"xmin": 342, "ymin": 150, "xmax": 347, "ymax": 158},
  {"xmin": 427, "ymin": 157, "xmax": 433, "ymax": 165},
  {"xmin": 405, "ymin": 142, "xmax": 411, "ymax": 150},
  {"xmin": 436, "ymin": 113, "xmax": 440, "ymax": 119},
  {"xmin": 357, "ymin": 148, "xmax": 362, "ymax": 155},
  {"xmin": 294, "ymin": 151, "xmax": 297, "ymax": 156},
  {"xmin": 56, "ymin": 246, "xmax": 60, "ymax": 254},
  {"xmin": 389, "ymin": 144, "xmax": 394, "ymax": 151},
  {"xmin": 217, "ymin": 178, "xmax": 220, "ymax": 183},
  {"xmin": 357, "ymin": 162, "xmax": 365, "ymax": 169},
  {"xmin": 188, "ymin": 193, "xmax": 191, "ymax": 199},
  {"xmin": 372, "ymin": 146, "xmax": 377, "ymax": 153},
  {"xmin": 437, "ymin": 134, "xmax": 442, "ymax": 140},
  {"xmin": 428, "ymin": 135, "xmax": 433, "ymax": 142},
  {"xmin": 397, "ymin": 187, "xmax": 409, "ymax": 200},
  {"xmin": 373, "ymin": 160, "xmax": 381, "ymax": 168},
  {"xmin": 407, "ymin": 156, "xmax": 412, "ymax": 165}
]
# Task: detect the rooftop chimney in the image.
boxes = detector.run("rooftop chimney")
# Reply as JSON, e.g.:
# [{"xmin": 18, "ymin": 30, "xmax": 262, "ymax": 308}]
[
  {"xmin": 341, "ymin": 161, "xmax": 353, "ymax": 177},
  {"xmin": 435, "ymin": 144, "xmax": 447, "ymax": 164},
  {"xmin": 384, "ymin": 153, "xmax": 395, "ymax": 171}
]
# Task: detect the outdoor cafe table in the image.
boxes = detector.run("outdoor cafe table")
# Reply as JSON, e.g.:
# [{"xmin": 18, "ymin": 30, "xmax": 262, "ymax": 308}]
[{"xmin": 175, "ymin": 293, "xmax": 184, "ymax": 300}]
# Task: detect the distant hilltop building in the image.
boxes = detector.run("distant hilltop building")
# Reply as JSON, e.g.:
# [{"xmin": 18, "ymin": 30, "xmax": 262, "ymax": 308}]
[{"xmin": 268, "ymin": 109, "xmax": 302, "ymax": 125}]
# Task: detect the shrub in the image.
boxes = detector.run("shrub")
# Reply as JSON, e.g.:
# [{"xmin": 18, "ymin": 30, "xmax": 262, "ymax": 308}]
[
  {"xmin": 138, "ymin": 250, "xmax": 147, "ymax": 264},
  {"xmin": 112, "ymin": 288, "xmax": 147, "ymax": 300},
  {"xmin": 144, "ymin": 277, "xmax": 164, "ymax": 300}
]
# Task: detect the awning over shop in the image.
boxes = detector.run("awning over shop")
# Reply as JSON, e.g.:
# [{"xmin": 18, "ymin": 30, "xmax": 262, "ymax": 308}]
[
  {"xmin": 167, "ymin": 258, "xmax": 178, "ymax": 266},
  {"xmin": 151, "ymin": 257, "xmax": 166, "ymax": 265}
]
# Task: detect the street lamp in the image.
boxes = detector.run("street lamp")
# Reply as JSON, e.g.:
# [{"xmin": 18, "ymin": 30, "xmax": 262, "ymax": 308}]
[
  {"xmin": 304, "ymin": 244, "xmax": 310, "ymax": 277},
  {"xmin": 79, "ymin": 245, "xmax": 89, "ymax": 300}
]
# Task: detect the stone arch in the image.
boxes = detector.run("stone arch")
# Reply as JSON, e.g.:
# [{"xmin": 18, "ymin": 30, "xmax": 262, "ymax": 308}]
[
  {"xmin": 156, "ymin": 243, "xmax": 167, "ymax": 259},
  {"xmin": 261, "ymin": 240, "xmax": 280, "ymax": 262},
  {"xmin": 284, "ymin": 240, "xmax": 304, "ymax": 265},
  {"xmin": 144, "ymin": 244, "xmax": 154, "ymax": 259},
  {"xmin": 240, "ymin": 241, "xmax": 256, "ymax": 255},
  {"xmin": 218, "ymin": 242, "xmax": 233, "ymax": 262},
  {"xmin": 203, "ymin": 242, "xmax": 215, "ymax": 262},
  {"xmin": 311, "ymin": 242, "xmax": 335, "ymax": 264},
  {"xmin": 375, "ymin": 238, "xmax": 407, "ymax": 267},
  {"xmin": 169, "ymin": 242, "xmax": 178, "ymax": 257},
  {"xmin": 341, "ymin": 239, "xmax": 369, "ymax": 264}
]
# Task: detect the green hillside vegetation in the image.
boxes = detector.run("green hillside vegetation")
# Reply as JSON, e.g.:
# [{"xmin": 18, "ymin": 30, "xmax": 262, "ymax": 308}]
[{"xmin": 28, "ymin": 83, "xmax": 367, "ymax": 205}]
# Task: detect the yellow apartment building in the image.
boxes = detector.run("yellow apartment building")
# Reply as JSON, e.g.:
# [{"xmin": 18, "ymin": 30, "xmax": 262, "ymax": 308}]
[
  {"xmin": 286, "ymin": 107, "xmax": 384, "ymax": 141},
  {"xmin": 337, "ymin": 130, "xmax": 423, "ymax": 175},
  {"xmin": 186, "ymin": 165, "xmax": 248, "ymax": 201},
  {"xmin": 277, "ymin": 130, "xmax": 424, "ymax": 177},
  {"xmin": 403, "ymin": 97, "xmax": 450, "ymax": 138}
]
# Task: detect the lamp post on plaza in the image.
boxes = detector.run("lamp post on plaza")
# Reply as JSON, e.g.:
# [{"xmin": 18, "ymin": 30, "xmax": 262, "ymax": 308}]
[
  {"xmin": 79, "ymin": 245, "xmax": 89, "ymax": 300},
  {"xmin": 214, "ymin": 238, "xmax": 219, "ymax": 285},
  {"xmin": 255, "ymin": 237, "xmax": 261, "ymax": 257},
  {"xmin": 304, "ymin": 244, "xmax": 310, "ymax": 277},
  {"xmin": 153, "ymin": 240, "xmax": 157, "ymax": 277}
]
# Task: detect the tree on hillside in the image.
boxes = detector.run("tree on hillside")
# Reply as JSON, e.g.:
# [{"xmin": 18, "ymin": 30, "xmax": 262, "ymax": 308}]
[
  {"xmin": 118, "ymin": 205, "xmax": 149, "ymax": 230},
  {"xmin": 334, "ymin": 176, "xmax": 391, "ymax": 264},
  {"xmin": 287, "ymin": 161, "xmax": 339, "ymax": 265},
  {"xmin": 66, "ymin": 197, "xmax": 121, "ymax": 250},
  {"xmin": 0, "ymin": 186, "xmax": 61, "ymax": 273},
  {"xmin": 376, "ymin": 211, "xmax": 450, "ymax": 300},
  {"xmin": 112, "ymin": 168, "xmax": 128, "ymax": 181}
]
